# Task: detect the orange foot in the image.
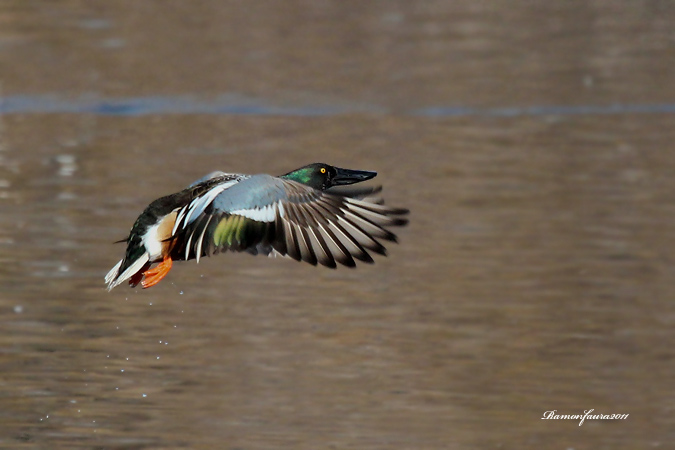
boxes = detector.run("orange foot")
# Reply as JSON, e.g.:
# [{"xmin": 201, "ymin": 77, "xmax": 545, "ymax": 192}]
[{"xmin": 142, "ymin": 256, "xmax": 173, "ymax": 289}]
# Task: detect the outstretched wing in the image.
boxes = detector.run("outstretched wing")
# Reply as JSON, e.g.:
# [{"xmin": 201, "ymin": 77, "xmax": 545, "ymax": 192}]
[{"xmin": 169, "ymin": 174, "xmax": 409, "ymax": 268}]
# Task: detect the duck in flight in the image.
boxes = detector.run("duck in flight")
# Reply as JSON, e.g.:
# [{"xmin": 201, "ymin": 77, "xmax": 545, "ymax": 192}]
[{"xmin": 105, "ymin": 163, "xmax": 409, "ymax": 290}]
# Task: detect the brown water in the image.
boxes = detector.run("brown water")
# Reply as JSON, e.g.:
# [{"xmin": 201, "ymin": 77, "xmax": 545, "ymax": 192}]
[{"xmin": 1, "ymin": 1, "xmax": 674, "ymax": 449}]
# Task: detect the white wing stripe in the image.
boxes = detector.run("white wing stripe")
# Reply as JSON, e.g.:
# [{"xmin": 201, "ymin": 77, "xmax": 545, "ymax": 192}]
[
  {"xmin": 229, "ymin": 204, "xmax": 276, "ymax": 222},
  {"xmin": 195, "ymin": 215, "xmax": 213, "ymax": 264},
  {"xmin": 172, "ymin": 207, "xmax": 189, "ymax": 235},
  {"xmin": 185, "ymin": 229, "xmax": 195, "ymax": 261}
]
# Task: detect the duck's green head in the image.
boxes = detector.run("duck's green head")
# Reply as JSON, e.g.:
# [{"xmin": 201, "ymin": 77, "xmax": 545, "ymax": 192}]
[{"xmin": 281, "ymin": 163, "xmax": 377, "ymax": 191}]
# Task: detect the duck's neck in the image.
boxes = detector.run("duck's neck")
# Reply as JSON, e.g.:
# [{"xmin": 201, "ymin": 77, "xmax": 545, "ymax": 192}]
[{"xmin": 281, "ymin": 168, "xmax": 321, "ymax": 189}]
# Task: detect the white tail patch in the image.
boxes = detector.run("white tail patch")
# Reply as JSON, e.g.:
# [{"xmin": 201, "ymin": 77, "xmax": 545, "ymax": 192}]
[
  {"xmin": 105, "ymin": 259, "xmax": 123, "ymax": 285},
  {"xmin": 106, "ymin": 253, "xmax": 150, "ymax": 291}
]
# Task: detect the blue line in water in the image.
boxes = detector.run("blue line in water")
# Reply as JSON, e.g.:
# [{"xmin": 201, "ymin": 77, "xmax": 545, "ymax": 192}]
[
  {"xmin": 415, "ymin": 104, "xmax": 675, "ymax": 117},
  {"xmin": 1, "ymin": 95, "xmax": 674, "ymax": 117},
  {"xmin": 0, "ymin": 95, "xmax": 361, "ymax": 116}
]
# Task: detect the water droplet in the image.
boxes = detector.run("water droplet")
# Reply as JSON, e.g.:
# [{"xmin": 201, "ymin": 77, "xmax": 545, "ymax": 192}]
[
  {"xmin": 56, "ymin": 154, "xmax": 77, "ymax": 177},
  {"xmin": 79, "ymin": 19, "xmax": 112, "ymax": 30},
  {"xmin": 101, "ymin": 38, "xmax": 126, "ymax": 49}
]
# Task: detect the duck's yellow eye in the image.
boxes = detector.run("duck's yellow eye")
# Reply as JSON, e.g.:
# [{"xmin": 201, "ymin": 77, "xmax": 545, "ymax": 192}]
[{"xmin": 320, "ymin": 168, "xmax": 326, "ymax": 174}]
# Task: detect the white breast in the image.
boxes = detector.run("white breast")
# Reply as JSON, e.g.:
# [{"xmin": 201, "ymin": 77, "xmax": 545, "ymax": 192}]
[{"xmin": 142, "ymin": 222, "xmax": 164, "ymax": 260}]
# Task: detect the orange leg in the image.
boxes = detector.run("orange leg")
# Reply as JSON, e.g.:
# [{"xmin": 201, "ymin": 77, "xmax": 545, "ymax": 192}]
[{"xmin": 141, "ymin": 256, "xmax": 173, "ymax": 289}]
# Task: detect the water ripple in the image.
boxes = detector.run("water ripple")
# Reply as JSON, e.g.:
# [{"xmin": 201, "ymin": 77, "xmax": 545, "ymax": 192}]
[{"xmin": 0, "ymin": 95, "xmax": 674, "ymax": 117}]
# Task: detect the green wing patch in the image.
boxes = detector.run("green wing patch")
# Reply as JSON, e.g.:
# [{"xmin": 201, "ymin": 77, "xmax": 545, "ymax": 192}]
[{"xmin": 213, "ymin": 214, "xmax": 268, "ymax": 250}]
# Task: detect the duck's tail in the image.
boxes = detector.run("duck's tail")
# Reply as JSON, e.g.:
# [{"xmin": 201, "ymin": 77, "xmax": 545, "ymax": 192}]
[{"xmin": 105, "ymin": 253, "xmax": 150, "ymax": 291}]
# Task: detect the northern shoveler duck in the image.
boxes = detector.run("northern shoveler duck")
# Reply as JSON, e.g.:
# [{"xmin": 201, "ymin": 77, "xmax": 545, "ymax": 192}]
[{"xmin": 105, "ymin": 163, "xmax": 409, "ymax": 290}]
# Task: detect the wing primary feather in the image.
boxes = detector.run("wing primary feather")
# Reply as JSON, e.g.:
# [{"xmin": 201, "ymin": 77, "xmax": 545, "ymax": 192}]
[
  {"xmin": 286, "ymin": 221, "xmax": 302, "ymax": 261},
  {"xmin": 279, "ymin": 202, "xmax": 301, "ymax": 261},
  {"xmin": 298, "ymin": 224, "xmax": 317, "ymax": 265},
  {"xmin": 293, "ymin": 204, "xmax": 335, "ymax": 267},
  {"xmin": 328, "ymin": 218, "xmax": 375, "ymax": 263},
  {"xmin": 273, "ymin": 205, "xmax": 288, "ymax": 255},
  {"xmin": 292, "ymin": 201, "xmax": 319, "ymax": 227},
  {"xmin": 337, "ymin": 216, "xmax": 387, "ymax": 255},
  {"xmin": 287, "ymin": 203, "xmax": 319, "ymax": 265},
  {"xmin": 318, "ymin": 223, "xmax": 355, "ymax": 266},
  {"xmin": 345, "ymin": 203, "xmax": 409, "ymax": 228},
  {"xmin": 310, "ymin": 200, "xmax": 372, "ymax": 263},
  {"xmin": 343, "ymin": 209, "xmax": 397, "ymax": 242},
  {"xmin": 278, "ymin": 207, "xmax": 301, "ymax": 261},
  {"xmin": 302, "ymin": 201, "xmax": 354, "ymax": 267},
  {"xmin": 285, "ymin": 203, "xmax": 316, "ymax": 264},
  {"xmin": 307, "ymin": 226, "xmax": 337, "ymax": 268},
  {"xmin": 344, "ymin": 197, "xmax": 410, "ymax": 216}
]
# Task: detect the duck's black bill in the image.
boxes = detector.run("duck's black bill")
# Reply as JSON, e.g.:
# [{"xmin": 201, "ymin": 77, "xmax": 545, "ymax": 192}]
[{"xmin": 332, "ymin": 168, "xmax": 377, "ymax": 186}]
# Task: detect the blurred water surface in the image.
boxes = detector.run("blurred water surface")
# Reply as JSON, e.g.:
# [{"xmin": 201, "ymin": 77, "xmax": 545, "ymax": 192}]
[{"xmin": 0, "ymin": 1, "xmax": 674, "ymax": 449}]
